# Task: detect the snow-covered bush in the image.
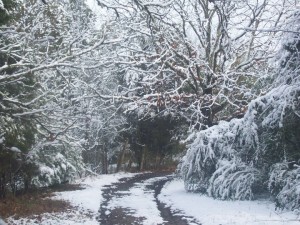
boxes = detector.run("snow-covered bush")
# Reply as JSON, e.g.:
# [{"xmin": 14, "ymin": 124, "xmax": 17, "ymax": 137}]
[
  {"xmin": 30, "ymin": 141, "xmax": 84, "ymax": 187},
  {"xmin": 269, "ymin": 163, "xmax": 300, "ymax": 210},
  {"xmin": 179, "ymin": 113, "xmax": 261, "ymax": 199},
  {"xmin": 208, "ymin": 160, "xmax": 259, "ymax": 200}
]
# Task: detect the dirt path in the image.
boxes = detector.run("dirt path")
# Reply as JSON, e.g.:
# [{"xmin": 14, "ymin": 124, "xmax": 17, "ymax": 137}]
[{"xmin": 98, "ymin": 172, "xmax": 200, "ymax": 225}]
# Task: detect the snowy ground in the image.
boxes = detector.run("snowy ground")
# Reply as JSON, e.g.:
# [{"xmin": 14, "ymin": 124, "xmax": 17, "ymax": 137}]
[
  {"xmin": 159, "ymin": 179, "xmax": 300, "ymax": 225},
  {"xmin": 6, "ymin": 173, "xmax": 300, "ymax": 225},
  {"xmin": 6, "ymin": 173, "xmax": 136, "ymax": 225}
]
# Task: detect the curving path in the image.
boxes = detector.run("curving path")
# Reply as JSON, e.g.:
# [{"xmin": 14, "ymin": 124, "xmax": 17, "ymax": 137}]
[{"xmin": 98, "ymin": 172, "xmax": 200, "ymax": 225}]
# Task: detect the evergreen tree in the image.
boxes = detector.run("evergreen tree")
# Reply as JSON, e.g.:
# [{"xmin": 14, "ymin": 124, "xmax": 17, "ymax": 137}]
[
  {"xmin": 0, "ymin": 0, "xmax": 39, "ymax": 196},
  {"xmin": 0, "ymin": 0, "xmax": 17, "ymax": 25}
]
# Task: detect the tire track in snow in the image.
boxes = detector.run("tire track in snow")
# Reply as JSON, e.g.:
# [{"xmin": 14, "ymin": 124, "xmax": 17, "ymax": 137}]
[
  {"xmin": 147, "ymin": 177, "xmax": 201, "ymax": 225},
  {"xmin": 98, "ymin": 172, "xmax": 200, "ymax": 225}
]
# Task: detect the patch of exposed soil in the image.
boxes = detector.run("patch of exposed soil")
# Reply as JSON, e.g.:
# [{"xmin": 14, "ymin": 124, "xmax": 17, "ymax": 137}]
[
  {"xmin": 0, "ymin": 183, "xmax": 83, "ymax": 219},
  {"xmin": 47, "ymin": 183, "xmax": 85, "ymax": 192}
]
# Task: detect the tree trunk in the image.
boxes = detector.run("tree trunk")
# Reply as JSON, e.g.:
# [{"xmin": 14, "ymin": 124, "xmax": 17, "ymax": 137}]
[
  {"xmin": 116, "ymin": 139, "xmax": 128, "ymax": 172},
  {"xmin": 0, "ymin": 173, "xmax": 6, "ymax": 198},
  {"xmin": 102, "ymin": 150, "xmax": 108, "ymax": 174},
  {"xmin": 139, "ymin": 146, "xmax": 147, "ymax": 171},
  {"xmin": 127, "ymin": 155, "xmax": 133, "ymax": 171}
]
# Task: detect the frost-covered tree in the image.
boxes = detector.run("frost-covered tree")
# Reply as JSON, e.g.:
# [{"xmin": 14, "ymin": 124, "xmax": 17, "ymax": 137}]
[
  {"xmin": 25, "ymin": 0, "xmax": 131, "ymax": 183},
  {"xmin": 179, "ymin": 7, "xmax": 300, "ymax": 210},
  {"xmin": 107, "ymin": 0, "xmax": 294, "ymax": 130},
  {"xmin": 79, "ymin": 90, "xmax": 128, "ymax": 174},
  {"xmin": 267, "ymin": 9, "xmax": 300, "ymax": 210},
  {"xmin": 0, "ymin": 0, "xmax": 39, "ymax": 196},
  {"xmin": 0, "ymin": 0, "xmax": 125, "ymax": 191},
  {"xmin": 25, "ymin": 0, "xmax": 98, "ymax": 184}
]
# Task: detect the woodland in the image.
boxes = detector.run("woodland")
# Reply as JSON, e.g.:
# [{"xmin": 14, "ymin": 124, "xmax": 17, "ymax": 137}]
[{"xmin": 0, "ymin": 0, "xmax": 299, "ymax": 212}]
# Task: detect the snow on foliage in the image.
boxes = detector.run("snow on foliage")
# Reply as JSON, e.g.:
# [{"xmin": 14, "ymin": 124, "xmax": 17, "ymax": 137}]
[
  {"xmin": 208, "ymin": 160, "xmax": 259, "ymax": 200},
  {"xmin": 179, "ymin": 8, "xmax": 300, "ymax": 209},
  {"xmin": 10, "ymin": 147, "xmax": 21, "ymax": 153},
  {"xmin": 0, "ymin": 0, "xmax": 5, "ymax": 10},
  {"xmin": 180, "ymin": 114, "xmax": 260, "ymax": 200},
  {"xmin": 269, "ymin": 163, "xmax": 300, "ymax": 210},
  {"xmin": 30, "ymin": 141, "xmax": 84, "ymax": 187}
]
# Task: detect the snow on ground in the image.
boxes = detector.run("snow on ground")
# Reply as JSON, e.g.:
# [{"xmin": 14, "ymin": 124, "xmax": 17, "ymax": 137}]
[
  {"xmin": 6, "ymin": 172, "xmax": 136, "ymax": 225},
  {"xmin": 159, "ymin": 179, "xmax": 300, "ymax": 225},
  {"xmin": 6, "ymin": 174, "xmax": 300, "ymax": 225},
  {"xmin": 107, "ymin": 176, "xmax": 167, "ymax": 225},
  {"xmin": 52, "ymin": 172, "xmax": 136, "ymax": 213}
]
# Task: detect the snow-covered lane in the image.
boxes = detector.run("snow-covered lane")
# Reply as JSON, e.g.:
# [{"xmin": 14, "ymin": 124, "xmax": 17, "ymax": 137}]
[
  {"xmin": 52, "ymin": 172, "xmax": 136, "ymax": 213},
  {"xmin": 107, "ymin": 176, "xmax": 167, "ymax": 225},
  {"xmin": 159, "ymin": 179, "xmax": 300, "ymax": 225}
]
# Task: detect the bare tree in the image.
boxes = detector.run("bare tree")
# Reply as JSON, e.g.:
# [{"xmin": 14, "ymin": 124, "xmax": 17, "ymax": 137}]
[{"xmin": 100, "ymin": 0, "xmax": 295, "ymax": 129}]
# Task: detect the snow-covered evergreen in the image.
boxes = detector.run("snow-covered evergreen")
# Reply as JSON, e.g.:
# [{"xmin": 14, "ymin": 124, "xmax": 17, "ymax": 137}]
[{"xmin": 29, "ymin": 141, "xmax": 84, "ymax": 187}]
